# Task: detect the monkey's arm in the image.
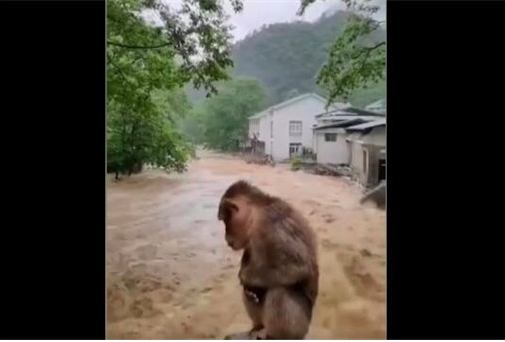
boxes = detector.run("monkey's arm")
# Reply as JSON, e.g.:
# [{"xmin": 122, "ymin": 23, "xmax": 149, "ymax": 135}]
[{"xmin": 240, "ymin": 231, "xmax": 310, "ymax": 288}]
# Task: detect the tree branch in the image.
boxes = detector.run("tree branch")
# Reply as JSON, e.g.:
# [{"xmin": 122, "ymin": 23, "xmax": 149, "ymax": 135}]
[
  {"xmin": 107, "ymin": 54, "xmax": 128, "ymax": 82},
  {"xmin": 107, "ymin": 41, "xmax": 171, "ymax": 49},
  {"xmin": 365, "ymin": 41, "xmax": 386, "ymax": 51},
  {"xmin": 352, "ymin": 41, "xmax": 385, "ymax": 59}
]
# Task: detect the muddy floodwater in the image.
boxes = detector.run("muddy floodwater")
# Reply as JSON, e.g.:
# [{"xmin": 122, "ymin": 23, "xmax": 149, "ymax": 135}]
[{"xmin": 106, "ymin": 150, "xmax": 386, "ymax": 339}]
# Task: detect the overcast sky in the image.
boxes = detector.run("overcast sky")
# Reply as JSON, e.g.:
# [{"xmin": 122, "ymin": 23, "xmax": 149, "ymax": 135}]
[
  {"xmin": 155, "ymin": 0, "xmax": 385, "ymax": 43},
  {"xmin": 223, "ymin": 0, "xmax": 344, "ymax": 42}
]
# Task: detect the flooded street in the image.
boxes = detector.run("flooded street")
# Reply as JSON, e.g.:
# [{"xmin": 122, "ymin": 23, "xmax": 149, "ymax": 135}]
[{"xmin": 106, "ymin": 150, "xmax": 386, "ymax": 339}]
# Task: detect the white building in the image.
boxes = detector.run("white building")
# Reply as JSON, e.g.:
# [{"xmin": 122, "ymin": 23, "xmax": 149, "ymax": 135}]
[
  {"xmin": 312, "ymin": 106, "xmax": 384, "ymax": 165},
  {"xmin": 346, "ymin": 119, "xmax": 386, "ymax": 187},
  {"xmin": 248, "ymin": 93, "xmax": 341, "ymax": 161}
]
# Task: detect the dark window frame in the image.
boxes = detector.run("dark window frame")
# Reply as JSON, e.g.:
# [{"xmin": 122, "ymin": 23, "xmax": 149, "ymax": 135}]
[{"xmin": 324, "ymin": 133, "xmax": 337, "ymax": 142}]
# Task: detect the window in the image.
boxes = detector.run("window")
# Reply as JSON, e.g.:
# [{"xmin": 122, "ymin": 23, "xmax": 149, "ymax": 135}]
[
  {"xmin": 270, "ymin": 121, "xmax": 273, "ymax": 138},
  {"xmin": 289, "ymin": 143, "xmax": 302, "ymax": 157},
  {"xmin": 289, "ymin": 121, "xmax": 302, "ymax": 136},
  {"xmin": 324, "ymin": 133, "xmax": 337, "ymax": 142}
]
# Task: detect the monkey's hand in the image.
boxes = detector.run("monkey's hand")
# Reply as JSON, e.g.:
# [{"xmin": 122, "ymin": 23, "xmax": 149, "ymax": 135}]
[
  {"xmin": 250, "ymin": 328, "xmax": 266, "ymax": 340},
  {"xmin": 243, "ymin": 288, "xmax": 260, "ymax": 304}
]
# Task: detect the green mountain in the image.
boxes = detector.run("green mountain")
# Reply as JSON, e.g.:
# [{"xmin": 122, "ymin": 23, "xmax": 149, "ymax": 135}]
[{"xmin": 187, "ymin": 10, "xmax": 386, "ymax": 108}]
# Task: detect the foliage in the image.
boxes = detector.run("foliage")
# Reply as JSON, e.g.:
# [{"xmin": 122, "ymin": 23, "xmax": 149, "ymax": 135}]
[
  {"xmin": 106, "ymin": 89, "xmax": 193, "ymax": 176},
  {"xmin": 107, "ymin": 0, "xmax": 243, "ymax": 176},
  {"xmin": 185, "ymin": 9, "xmax": 385, "ymax": 107},
  {"xmin": 185, "ymin": 78, "xmax": 265, "ymax": 150},
  {"xmin": 108, "ymin": 0, "xmax": 243, "ymax": 96},
  {"xmin": 299, "ymin": 0, "xmax": 386, "ymax": 106},
  {"xmin": 290, "ymin": 156, "xmax": 303, "ymax": 171},
  {"xmin": 345, "ymin": 78, "xmax": 385, "ymax": 108},
  {"xmin": 229, "ymin": 11, "xmax": 352, "ymax": 106},
  {"xmin": 177, "ymin": 102, "xmax": 207, "ymax": 145}
]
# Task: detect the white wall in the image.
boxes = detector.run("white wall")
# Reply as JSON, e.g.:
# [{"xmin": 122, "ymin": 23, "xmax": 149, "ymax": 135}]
[
  {"xmin": 248, "ymin": 114, "xmax": 271, "ymax": 153},
  {"xmin": 248, "ymin": 118, "xmax": 258, "ymax": 139},
  {"xmin": 348, "ymin": 125, "xmax": 385, "ymax": 185},
  {"xmin": 349, "ymin": 126, "xmax": 385, "ymax": 167},
  {"xmin": 260, "ymin": 114, "xmax": 271, "ymax": 154},
  {"xmin": 315, "ymin": 128, "xmax": 349, "ymax": 164},
  {"xmin": 360, "ymin": 126, "xmax": 385, "ymax": 146},
  {"xmin": 312, "ymin": 133, "xmax": 318, "ymax": 154},
  {"xmin": 350, "ymin": 140, "xmax": 365, "ymax": 175},
  {"xmin": 316, "ymin": 125, "xmax": 385, "ymax": 165},
  {"xmin": 271, "ymin": 97, "xmax": 329, "ymax": 161}
]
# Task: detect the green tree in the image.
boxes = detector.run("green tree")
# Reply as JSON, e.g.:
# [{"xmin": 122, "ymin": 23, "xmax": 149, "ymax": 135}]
[
  {"xmin": 193, "ymin": 9, "xmax": 384, "ymax": 107},
  {"xmin": 107, "ymin": 0, "xmax": 244, "ymax": 178},
  {"xmin": 177, "ymin": 102, "xmax": 207, "ymax": 145},
  {"xmin": 106, "ymin": 89, "xmax": 194, "ymax": 178},
  {"xmin": 299, "ymin": 0, "xmax": 385, "ymax": 106},
  {"xmin": 230, "ymin": 13, "xmax": 351, "ymax": 106},
  {"xmin": 199, "ymin": 78, "xmax": 265, "ymax": 151}
]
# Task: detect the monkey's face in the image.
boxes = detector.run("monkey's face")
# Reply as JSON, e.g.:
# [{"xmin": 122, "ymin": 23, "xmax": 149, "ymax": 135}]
[{"xmin": 218, "ymin": 197, "xmax": 251, "ymax": 251}]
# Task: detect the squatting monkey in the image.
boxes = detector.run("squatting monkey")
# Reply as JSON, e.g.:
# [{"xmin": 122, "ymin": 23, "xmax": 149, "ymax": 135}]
[{"xmin": 218, "ymin": 180, "xmax": 319, "ymax": 339}]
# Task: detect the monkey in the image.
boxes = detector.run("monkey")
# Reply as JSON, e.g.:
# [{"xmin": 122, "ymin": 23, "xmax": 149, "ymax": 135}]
[{"xmin": 218, "ymin": 180, "xmax": 319, "ymax": 339}]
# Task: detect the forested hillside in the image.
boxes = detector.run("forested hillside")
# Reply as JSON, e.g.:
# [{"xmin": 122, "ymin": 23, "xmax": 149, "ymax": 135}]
[{"xmin": 186, "ymin": 10, "xmax": 385, "ymax": 108}]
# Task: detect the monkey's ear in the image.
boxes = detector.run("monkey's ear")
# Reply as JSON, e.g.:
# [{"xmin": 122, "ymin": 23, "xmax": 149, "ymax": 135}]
[{"xmin": 218, "ymin": 199, "xmax": 239, "ymax": 220}]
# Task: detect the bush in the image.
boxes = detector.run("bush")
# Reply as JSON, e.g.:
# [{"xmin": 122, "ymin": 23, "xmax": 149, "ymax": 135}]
[{"xmin": 290, "ymin": 156, "xmax": 302, "ymax": 171}]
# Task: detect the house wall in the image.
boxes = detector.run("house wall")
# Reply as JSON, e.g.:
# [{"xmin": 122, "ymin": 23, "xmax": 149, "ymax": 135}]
[
  {"xmin": 271, "ymin": 97, "xmax": 328, "ymax": 161},
  {"xmin": 263, "ymin": 112, "xmax": 273, "ymax": 155},
  {"xmin": 360, "ymin": 126, "xmax": 386, "ymax": 146},
  {"xmin": 349, "ymin": 126, "xmax": 386, "ymax": 187},
  {"xmin": 350, "ymin": 140, "xmax": 365, "ymax": 184},
  {"xmin": 249, "ymin": 118, "xmax": 258, "ymax": 138},
  {"xmin": 314, "ymin": 128, "xmax": 349, "ymax": 164},
  {"xmin": 248, "ymin": 114, "xmax": 271, "ymax": 152}
]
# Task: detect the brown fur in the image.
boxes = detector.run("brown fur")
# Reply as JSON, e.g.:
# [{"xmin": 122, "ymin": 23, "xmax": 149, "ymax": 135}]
[{"xmin": 218, "ymin": 180, "xmax": 319, "ymax": 339}]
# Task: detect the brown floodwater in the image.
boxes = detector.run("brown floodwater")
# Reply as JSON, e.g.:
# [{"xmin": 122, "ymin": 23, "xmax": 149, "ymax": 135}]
[{"xmin": 106, "ymin": 150, "xmax": 386, "ymax": 339}]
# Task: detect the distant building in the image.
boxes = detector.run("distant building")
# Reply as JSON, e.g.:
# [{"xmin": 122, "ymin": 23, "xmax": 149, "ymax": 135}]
[
  {"xmin": 247, "ymin": 93, "xmax": 343, "ymax": 161},
  {"xmin": 311, "ymin": 100, "xmax": 386, "ymax": 188},
  {"xmin": 346, "ymin": 118, "xmax": 386, "ymax": 188},
  {"xmin": 247, "ymin": 95, "xmax": 386, "ymax": 189},
  {"xmin": 312, "ymin": 106, "xmax": 383, "ymax": 165}
]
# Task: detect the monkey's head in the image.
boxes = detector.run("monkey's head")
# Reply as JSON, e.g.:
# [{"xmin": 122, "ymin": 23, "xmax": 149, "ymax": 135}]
[{"xmin": 218, "ymin": 180, "xmax": 266, "ymax": 251}]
